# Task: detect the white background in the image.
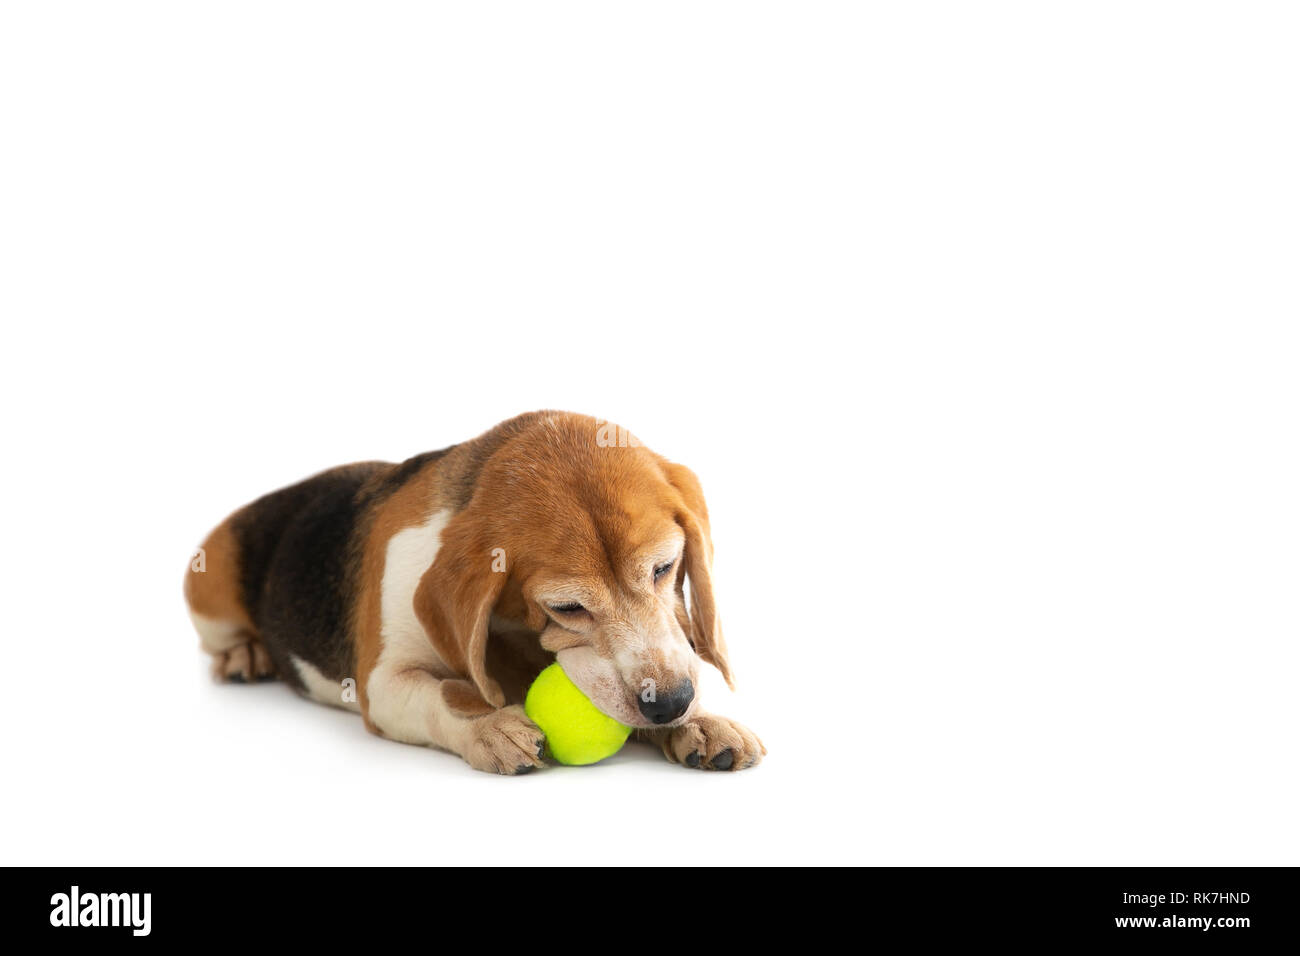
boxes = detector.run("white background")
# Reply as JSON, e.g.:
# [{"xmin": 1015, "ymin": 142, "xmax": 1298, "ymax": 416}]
[{"xmin": 2, "ymin": 3, "xmax": 1296, "ymax": 866}]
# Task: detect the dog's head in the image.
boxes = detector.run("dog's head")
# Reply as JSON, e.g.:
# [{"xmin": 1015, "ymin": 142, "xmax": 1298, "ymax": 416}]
[{"xmin": 415, "ymin": 412, "xmax": 731, "ymax": 728}]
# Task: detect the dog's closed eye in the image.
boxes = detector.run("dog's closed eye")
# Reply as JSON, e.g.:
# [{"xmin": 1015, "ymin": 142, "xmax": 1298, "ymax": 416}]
[
  {"xmin": 653, "ymin": 560, "xmax": 675, "ymax": 582},
  {"xmin": 549, "ymin": 601, "xmax": 585, "ymax": 614}
]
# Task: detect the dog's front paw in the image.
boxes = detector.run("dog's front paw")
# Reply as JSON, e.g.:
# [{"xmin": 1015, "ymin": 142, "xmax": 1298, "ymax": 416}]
[
  {"xmin": 464, "ymin": 705, "xmax": 547, "ymax": 775},
  {"xmin": 656, "ymin": 713, "xmax": 766, "ymax": 771}
]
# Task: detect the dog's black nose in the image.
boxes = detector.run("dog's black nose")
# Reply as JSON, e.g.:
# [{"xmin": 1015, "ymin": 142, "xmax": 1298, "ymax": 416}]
[{"xmin": 638, "ymin": 679, "xmax": 694, "ymax": 724}]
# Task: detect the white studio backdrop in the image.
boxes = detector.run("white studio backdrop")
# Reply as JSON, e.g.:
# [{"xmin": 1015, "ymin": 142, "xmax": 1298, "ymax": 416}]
[{"xmin": 0, "ymin": 3, "xmax": 1296, "ymax": 865}]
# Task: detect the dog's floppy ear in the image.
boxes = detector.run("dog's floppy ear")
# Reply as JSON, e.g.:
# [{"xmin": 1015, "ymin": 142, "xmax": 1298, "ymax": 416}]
[
  {"xmin": 662, "ymin": 460, "xmax": 734, "ymax": 689},
  {"xmin": 413, "ymin": 513, "xmax": 508, "ymax": 707}
]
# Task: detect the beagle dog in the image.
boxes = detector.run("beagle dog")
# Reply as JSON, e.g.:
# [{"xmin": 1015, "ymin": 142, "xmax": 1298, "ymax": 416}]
[{"xmin": 184, "ymin": 411, "xmax": 764, "ymax": 773}]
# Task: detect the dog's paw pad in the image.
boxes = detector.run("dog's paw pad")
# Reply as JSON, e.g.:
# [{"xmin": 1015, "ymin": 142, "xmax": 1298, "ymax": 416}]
[{"xmin": 710, "ymin": 748, "xmax": 734, "ymax": 771}]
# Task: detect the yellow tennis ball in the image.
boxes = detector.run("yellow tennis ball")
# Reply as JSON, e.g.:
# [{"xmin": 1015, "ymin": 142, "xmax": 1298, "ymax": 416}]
[{"xmin": 525, "ymin": 663, "xmax": 631, "ymax": 766}]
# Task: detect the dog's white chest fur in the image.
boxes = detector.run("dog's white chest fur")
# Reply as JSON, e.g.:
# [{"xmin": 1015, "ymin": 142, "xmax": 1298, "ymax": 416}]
[{"xmin": 365, "ymin": 508, "xmax": 454, "ymax": 742}]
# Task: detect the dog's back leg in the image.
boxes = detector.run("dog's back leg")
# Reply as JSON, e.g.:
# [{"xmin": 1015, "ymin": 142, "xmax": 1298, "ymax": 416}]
[{"xmin": 184, "ymin": 518, "xmax": 276, "ymax": 683}]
